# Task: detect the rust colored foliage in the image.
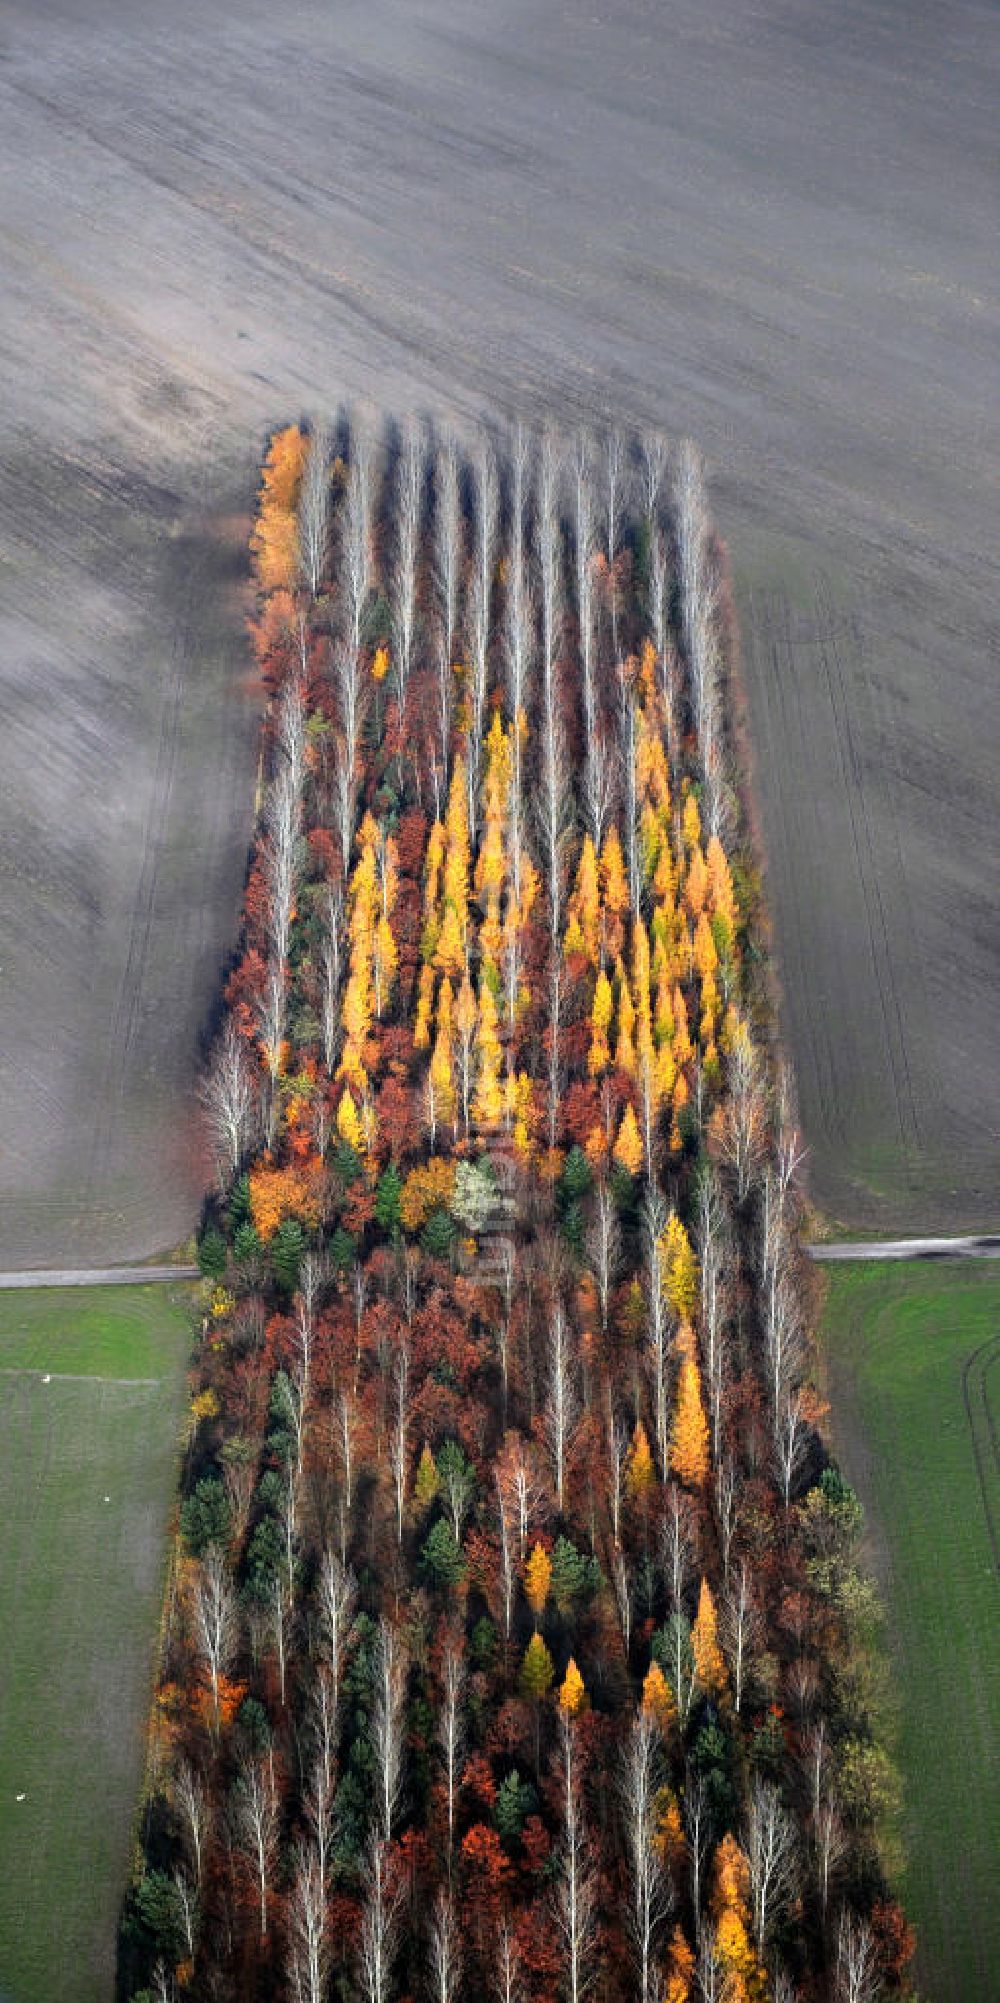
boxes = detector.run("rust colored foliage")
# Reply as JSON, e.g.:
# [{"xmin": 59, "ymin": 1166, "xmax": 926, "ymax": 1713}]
[
  {"xmin": 132, "ymin": 425, "xmax": 908, "ymax": 2003},
  {"xmin": 248, "ymin": 1159, "xmax": 322, "ymax": 1240}
]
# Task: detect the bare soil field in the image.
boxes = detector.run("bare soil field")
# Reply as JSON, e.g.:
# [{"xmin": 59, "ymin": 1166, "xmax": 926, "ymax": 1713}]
[{"xmin": 1, "ymin": 0, "xmax": 997, "ymax": 1262}]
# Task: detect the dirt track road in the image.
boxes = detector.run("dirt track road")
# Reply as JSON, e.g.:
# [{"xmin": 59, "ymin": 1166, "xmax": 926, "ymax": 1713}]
[
  {"xmin": 3, "ymin": 1243, "xmax": 999, "ymax": 1288},
  {"xmin": 0, "ymin": 1266, "xmax": 199, "ymax": 1290},
  {"xmin": 1, "ymin": 0, "xmax": 998, "ymax": 1267},
  {"xmin": 809, "ymin": 1237, "xmax": 1000, "ymax": 1264}
]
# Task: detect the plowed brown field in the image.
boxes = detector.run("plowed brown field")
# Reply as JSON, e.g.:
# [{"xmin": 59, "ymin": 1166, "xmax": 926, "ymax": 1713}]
[{"xmin": 1, "ymin": 0, "xmax": 997, "ymax": 1259}]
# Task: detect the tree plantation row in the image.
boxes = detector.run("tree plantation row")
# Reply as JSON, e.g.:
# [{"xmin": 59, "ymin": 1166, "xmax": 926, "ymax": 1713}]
[{"xmin": 121, "ymin": 421, "xmax": 912, "ymax": 2003}]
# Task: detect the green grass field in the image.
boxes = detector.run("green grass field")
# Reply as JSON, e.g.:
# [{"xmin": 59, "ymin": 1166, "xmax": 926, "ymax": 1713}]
[
  {"xmin": 822, "ymin": 1262, "xmax": 1000, "ymax": 2003},
  {"xmin": 0, "ymin": 1287, "xmax": 193, "ymax": 2003}
]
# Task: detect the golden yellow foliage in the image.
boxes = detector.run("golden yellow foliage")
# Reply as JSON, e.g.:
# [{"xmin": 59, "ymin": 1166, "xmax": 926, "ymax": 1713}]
[
  {"xmin": 625, "ymin": 1418, "xmax": 656, "ymax": 1497},
  {"xmin": 655, "ymin": 1040, "xmax": 677, "ymax": 1103},
  {"xmin": 615, "ymin": 965, "xmax": 636, "ymax": 1074},
  {"xmin": 190, "ymin": 1388, "xmax": 220, "ymax": 1425},
  {"xmin": 642, "ymin": 1660, "xmax": 678, "ymax": 1736},
  {"xmin": 250, "ymin": 426, "xmax": 306, "ymax": 592},
  {"xmin": 589, "ymin": 969, "xmax": 614, "ymax": 1076},
  {"xmin": 659, "ymin": 1214, "xmax": 699, "ymax": 1319},
  {"xmin": 434, "ymin": 902, "xmax": 466, "ymax": 978},
  {"xmin": 373, "ymin": 916, "xmax": 399, "ymax": 1017},
  {"xmin": 600, "ymin": 826, "xmax": 630, "ymax": 917},
  {"xmin": 710, "ymin": 1832, "xmax": 752, "ymax": 1927},
  {"xmin": 476, "ymin": 715, "xmax": 511, "ymax": 912},
  {"xmin": 671, "ymin": 986, "xmax": 694, "ymax": 1067},
  {"xmin": 693, "ymin": 910, "xmax": 719, "ymax": 983},
  {"xmin": 692, "ymin": 1578, "xmax": 728, "ymax": 1698},
  {"xmin": 413, "ymin": 1442, "xmax": 440, "ymax": 1510},
  {"xmin": 670, "ymin": 1329, "xmax": 710, "ymax": 1487},
  {"xmin": 399, "ymin": 1158, "xmax": 456, "ymax": 1233},
  {"xmin": 653, "ymin": 836, "xmax": 676, "ymax": 904},
  {"xmin": 682, "ymin": 789, "xmax": 701, "ymax": 852},
  {"xmin": 706, "ymin": 833, "xmax": 737, "ymax": 932},
  {"xmin": 413, "ymin": 963, "xmax": 435, "ymax": 1050},
  {"xmin": 614, "ymin": 1103, "xmax": 644, "ymax": 1177},
  {"xmin": 663, "ymin": 1926, "xmax": 696, "ymax": 2003},
  {"xmin": 653, "ymin": 1788, "xmax": 686, "ymax": 1871},
  {"xmin": 423, "ymin": 820, "xmax": 447, "ymax": 925},
  {"xmin": 567, "ymin": 835, "xmax": 601, "ymax": 964},
  {"xmin": 559, "ymin": 1656, "xmax": 588, "ymax": 1717},
  {"xmin": 524, "ymin": 1541, "xmax": 552, "ymax": 1619},
  {"xmin": 249, "ymin": 1162, "xmax": 321, "ymax": 1241},
  {"xmin": 472, "ymin": 978, "xmax": 504, "ymax": 1130},
  {"xmin": 337, "ymin": 1086, "xmax": 365, "ymax": 1154},
  {"xmin": 508, "ymin": 1068, "xmax": 535, "ymax": 1160},
  {"xmin": 685, "ymin": 845, "xmax": 708, "ymax": 919}
]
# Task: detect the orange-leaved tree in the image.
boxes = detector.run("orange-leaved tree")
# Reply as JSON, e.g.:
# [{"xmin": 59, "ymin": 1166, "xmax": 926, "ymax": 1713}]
[
  {"xmin": 248, "ymin": 1161, "xmax": 321, "ymax": 1241},
  {"xmin": 670, "ymin": 1325, "xmax": 710, "ymax": 1486},
  {"xmin": 691, "ymin": 1578, "xmax": 728, "ymax": 1699},
  {"xmin": 251, "ymin": 426, "xmax": 307, "ymax": 593},
  {"xmin": 558, "ymin": 1657, "xmax": 588, "ymax": 1717}
]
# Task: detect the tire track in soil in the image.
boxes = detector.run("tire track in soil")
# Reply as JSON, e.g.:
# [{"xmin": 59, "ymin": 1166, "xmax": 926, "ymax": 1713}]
[
  {"xmin": 962, "ymin": 1333, "xmax": 1000, "ymax": 1576},
  {"xmin": 816, "ymin": 580, "xmax": 922, "ymax": 1160},
  {"xmin": 778, "ymin": 585, "xmax": 845, "ymax": 1155},
  {"xmin": 740, "ymin": 588, "xmax": 820, "ymax": 1123},
  {"xmin": 741, "ymin": 579, "xmax": 859, "ymax": 1171},
  {"xmin": 856, "ymin": 616, "xmax": 936, "ymax": 1160},
  {"xmin": 80, "ymin": 538, "xmax": 198, "ymax": 1224}
]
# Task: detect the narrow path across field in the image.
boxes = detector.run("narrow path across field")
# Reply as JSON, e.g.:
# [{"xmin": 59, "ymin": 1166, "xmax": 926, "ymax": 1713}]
[
  {"xmin": 2, "ymin": 1245, "xmax": 1000, "ymax": 1289},
  {"xmin": 0, "ymin": 1265, "xmax": 198, "ymax": 1289},
  {"xmin": 809, "ymin": 1236, "xmax": 1000, "ymax": 1262}
]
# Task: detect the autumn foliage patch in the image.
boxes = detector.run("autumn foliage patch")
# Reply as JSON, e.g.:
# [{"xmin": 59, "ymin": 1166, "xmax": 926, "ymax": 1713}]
[{"xmin": 122, "ymin": 422, "xmax": 911, "ymax": 2003}]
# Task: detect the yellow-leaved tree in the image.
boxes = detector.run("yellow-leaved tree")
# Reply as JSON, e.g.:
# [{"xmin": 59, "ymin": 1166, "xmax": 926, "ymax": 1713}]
[
  {"xmin": 615, "ymin": 965, "xmax": 636, "ymax": 1075},
  {"xmin": 558, "ymin": 1657, "xmax": 588, "ymax": 1718},
  {"xmin": 692, "ymin": 1578, "xmax": 728, "ymax": 1698},
  {"xmin": 508, "ymin": 1068, "xmax": 535, "ymax": 1161},
  {"xmin": 336, "ymin": 1086, "xmax": 365, "ymax": 1155},
  {"xmin": 413, "ymin": 963, "xmax": 435, "ymax": 1050},
  {"xmin": 399, "ymin": 1158, "xmax": 456, "ymax": 1234},
  {"xmin": 684, "ymin": 844, "xmax": 708, "ymax": 919},
  {"xmin": 659, "ymin": 1213, "xmax": 699, "ymax": 1319},
  {"xmin": 519, "ymin": 1632, "xmax": 555, "ymax": 1701},
  {"xmin": 670, "ymin": 1324, "xmax": 710, "ymax": 1487},
  {"xmin": 566, "ymin": 835, "xmax": 601, "ymax": 965},
  {"xmin": 524, "ymin": 1541, "xmax": 552, "ymax": 1621},
  {"xmin": 412, "ymin": 1443, "xmax": 440, "ymax": 1511},
  {"xmin": 642, "ymin": 1660, "xmax": 678, "ymax": 1737},
  {"xmin": 472, "ymin": 978, "xmax": 504, "ymax": 1130},
  {"xmin": 589, "ymin": 970, "xmax": 614, "ymax": 1076},
  {"xmin": 600, "ymin": 827, "xmax": 630, "ymax": 936},
  {"xmin": 709, "ymin": 1834, "xmax": 765, "ymax": 2003},
  {"xmin": 625, "ymin": 1419, "xmax": 656, "ymax": 1498},
  {"xmin": 681, "ymin": 788, "xmax": 701, "ymax": 852},
  {"xmin": 614, "ymin": 1103, "xmax": 644, "ymax": 1178},
  {"xmin": 706, "ymin": 831, "xmax": 737, "ymax": 935},
  {"xmin": 663, "ymin": 1926, "xmax": 696, "ymax": 2003}
]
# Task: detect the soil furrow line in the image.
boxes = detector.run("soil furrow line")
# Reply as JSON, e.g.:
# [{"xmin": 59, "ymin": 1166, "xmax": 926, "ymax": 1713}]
[
  {"xmin": 961, "ymin": 1335, "xmax": 1000, "ymax": 1575},
  {"xmin": 817, "ymin": 603, "xmax": 911, "ymax": 1156}
]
